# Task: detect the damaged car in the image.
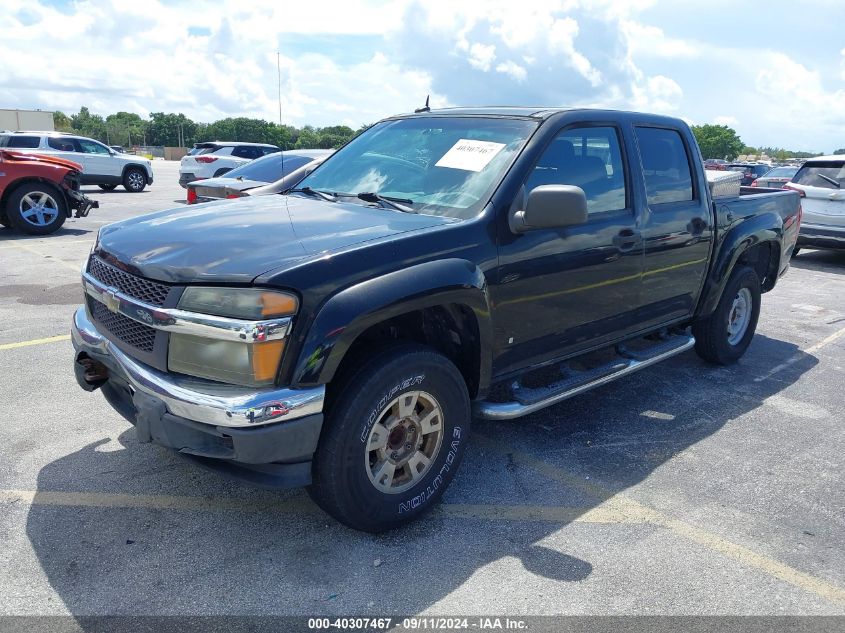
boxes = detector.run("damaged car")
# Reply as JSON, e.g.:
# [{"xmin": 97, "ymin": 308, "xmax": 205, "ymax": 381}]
[{"xmin": 0, "ymin": 150, "xmax": 97, "ymax": 235}]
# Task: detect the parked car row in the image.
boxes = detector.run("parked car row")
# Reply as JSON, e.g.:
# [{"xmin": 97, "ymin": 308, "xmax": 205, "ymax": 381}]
[
  {"xmin": 0, "ymin": 131, "xmax": 153, "ymax": 192},
  {"xmin": 186, "ymin": 149, "xmax": 333, "ymax": 203},
  {"xmin": 178, "ymin": 141, "xmax": 281, "ymax": 187}
]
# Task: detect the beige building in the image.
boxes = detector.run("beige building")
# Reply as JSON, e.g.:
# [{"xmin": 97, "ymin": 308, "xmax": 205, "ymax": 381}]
[{"xmin": 0, "ymin": 109, "xmax": 54, "ymax": 132}]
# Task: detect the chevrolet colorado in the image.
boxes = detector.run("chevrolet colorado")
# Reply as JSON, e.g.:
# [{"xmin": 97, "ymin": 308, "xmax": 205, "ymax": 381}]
[{"xmin": 71, "ymin": 108, "xmax": 801, "ymax": 532}]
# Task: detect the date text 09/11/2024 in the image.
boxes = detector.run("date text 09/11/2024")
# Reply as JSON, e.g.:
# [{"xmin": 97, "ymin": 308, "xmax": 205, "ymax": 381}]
[{"xmin": 307, "ymin": 617, "xmax": 529, "ymax": 630}]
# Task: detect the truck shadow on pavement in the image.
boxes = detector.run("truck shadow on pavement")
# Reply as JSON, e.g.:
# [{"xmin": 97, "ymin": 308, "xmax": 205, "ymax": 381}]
[{"xmin": 25, "ymin": 334, "xmax": 817, "ymax": 617}]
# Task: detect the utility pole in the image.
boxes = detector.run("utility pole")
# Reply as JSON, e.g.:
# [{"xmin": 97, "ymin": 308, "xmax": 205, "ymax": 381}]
[{"xmin": 277, "ymin": 51, "xmax": 283, "ymax": 127}]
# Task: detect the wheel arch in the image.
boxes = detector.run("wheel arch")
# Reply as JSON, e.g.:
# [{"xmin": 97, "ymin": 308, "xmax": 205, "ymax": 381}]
[
  {"xmin": 696, "ymin": 214, "xmax": 784, "ymax": 319},
  {"xmin": 289, "ymin": 258, "xmax": 493, "ymax": 399},
  {"xmin": 121, "ymin": 163, "xmax": 151, "ymax": 183},
  {"xmin": 1, "ymin": 177, "xmax": 67, "ymax": 215}
]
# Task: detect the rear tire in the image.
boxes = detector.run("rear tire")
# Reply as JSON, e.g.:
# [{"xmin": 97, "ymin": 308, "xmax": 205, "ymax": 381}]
[
  {"xmin": 98, "ymin": 184, "xmax": 118, "ymax": 191},
  {"xmin": 213, "ymin": 168, "xmax": 232, "ymax": 178},
  {"xmin": 791, "ymin": 247, "xmax": 801, "ymax": 258},
  {"xmin": 308, "ymin": 344, "xmax": 471, "ymax": 532},
  {"xmin": 693, "ymin": 265, "xmax": 761, "ymax": 365},
  {"xmin": 123, "ymin": 168, "xmax": 146, "ymax": 192},
  {"xmin": 6, "ymin": 183, "xmax": 67, "ymax": 235}
]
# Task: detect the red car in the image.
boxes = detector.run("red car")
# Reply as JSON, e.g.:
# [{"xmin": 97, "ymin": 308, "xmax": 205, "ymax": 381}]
[{"xmin": 0, "ymin": 150, "xmax": 97, "ymax": 235}]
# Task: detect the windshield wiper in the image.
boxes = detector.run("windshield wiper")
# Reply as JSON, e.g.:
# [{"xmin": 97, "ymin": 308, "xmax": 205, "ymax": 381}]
[
  {"xmin": 288, "ymin": 187, "xmax": 337, "ymax": 202},
  {"xmin": 816, "ymin": 173, "xmax": 841, "ymax": 188},
  {"xmin": 355, "ymin": 192, "xmax": 415, "ymax": 213}
]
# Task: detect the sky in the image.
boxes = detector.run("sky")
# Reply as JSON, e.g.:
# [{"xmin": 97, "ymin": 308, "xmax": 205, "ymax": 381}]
[{"xmin": 2, "ymin": 0, "xmax": 844, "ymax": 152}]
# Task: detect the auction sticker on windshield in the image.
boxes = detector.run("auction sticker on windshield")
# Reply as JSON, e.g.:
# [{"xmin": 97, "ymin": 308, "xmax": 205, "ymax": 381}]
[{"xmin": 435, "ymin": 139, "xmax": 506, "ymax": 172}]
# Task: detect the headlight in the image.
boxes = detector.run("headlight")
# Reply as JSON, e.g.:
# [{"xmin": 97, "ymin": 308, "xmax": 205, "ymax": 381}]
[
  {"xmin": 168, "ymin": 287, "xmax": 297, "ymax": 387},
  {"xmin": 177, "ymin": 287, "xmax": 298, "ymax": 319}
]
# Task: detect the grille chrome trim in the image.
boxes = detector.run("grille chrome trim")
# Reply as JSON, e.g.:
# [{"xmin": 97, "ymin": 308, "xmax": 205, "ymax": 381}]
[{"xmin": 82, "ymin": 271, "xmax": 291, "ymax": 343}]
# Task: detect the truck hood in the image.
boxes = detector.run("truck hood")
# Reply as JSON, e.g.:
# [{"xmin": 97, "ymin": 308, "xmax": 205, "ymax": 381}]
[
  {"xmin": 0, "ymin": 150, "xmax": 82, "ymax": 172},
  {"xmin": 95, "ymin": 194, "xmax": 456, "ymax": 284}
]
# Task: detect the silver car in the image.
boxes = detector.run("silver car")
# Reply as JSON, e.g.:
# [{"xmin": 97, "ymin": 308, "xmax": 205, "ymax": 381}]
[{"xmin": 785, "ymin": 156, "xmax": 845, "ymax": 254}]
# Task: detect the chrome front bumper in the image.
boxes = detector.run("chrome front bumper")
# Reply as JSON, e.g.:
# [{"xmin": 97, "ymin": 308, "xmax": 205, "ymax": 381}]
[{"xmin": 72, "ymin": 306, "xmax": 324, "ymax": 429}]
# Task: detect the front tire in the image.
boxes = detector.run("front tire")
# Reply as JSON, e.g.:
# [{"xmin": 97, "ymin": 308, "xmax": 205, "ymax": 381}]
[
  {"xmin": 98, "ymin": 184, "xmax": 118, "ymax": 191},
  {"xmin": 693, "ymin": 265, "xmax": 761, "ymax": 365},
  {"xmin": 308, "ymin": 344, "xmax": 471, "ymax": 532},
  {"xmin": 6, "ymin": 183, "xmax": 67, "ymax": 235},
  {"xmin": 123, "ymin": 168, "xmax": 146, "ymax": 192}
]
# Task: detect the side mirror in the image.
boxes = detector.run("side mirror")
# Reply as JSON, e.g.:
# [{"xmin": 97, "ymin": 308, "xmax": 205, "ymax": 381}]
[{"xmin": 512, "ymin": 185, "xmax": 588, "ymax": 233}]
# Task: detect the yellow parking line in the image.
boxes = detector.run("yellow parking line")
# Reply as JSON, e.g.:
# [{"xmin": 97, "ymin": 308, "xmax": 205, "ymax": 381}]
[
  {"xmin": 4, "ymin": 241, "xmax": 82, "ymax": 272},
  {"xmin": 755, "ymin": 323, "xmax": 845, "ymax": 382},
  {"xmin": 0, "ymin": 334, "xmax": 71, "ymax": 351},
  {"xmin": 0, "ymin": 239, "xmax": 92, "ymax": 251},
  {"xmin": 476, "ymin": 436, "xmax": 845, "ymax": 604}
]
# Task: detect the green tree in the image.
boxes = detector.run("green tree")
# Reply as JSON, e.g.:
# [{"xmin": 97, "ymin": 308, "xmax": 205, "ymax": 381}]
[
  {"xmin": 834, "ymin": 148, "xmax": 845, "ymax": 155},
  {"xmin": 691, "ymin": 124, "xmax": 745, "ymax": 160},
  {"xmin": 70, "ymin": 107, "xmax": 107, "ymax": 142},
  {"xmin": 147, "ymin": 112, "xmax": 198, "ymax": 147},
  {"xmin": 53, "ymin": 111, "xmax": 73, "ymax": 132},
  {"xmin": 105, "ymin": 111, "xmax": 146, "ymax": 147}
]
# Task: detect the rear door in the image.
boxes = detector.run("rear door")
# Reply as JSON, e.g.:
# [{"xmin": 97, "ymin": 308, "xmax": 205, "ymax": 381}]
[
  {"xmin": 789, "ymin": 160, "xmax": 845, "ymax": 228},
  {"xmin": 493, "ymin": 123, "xmax": 644, "ymax": 375},
  {"xmin": 635, "ymin": 125, "xmax": 712, "ymax": 329}
]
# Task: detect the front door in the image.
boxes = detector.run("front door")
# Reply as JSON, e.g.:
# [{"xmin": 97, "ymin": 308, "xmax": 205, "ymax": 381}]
[
  {"xmin": 492, "ymin": 124, "xmax": 645, "ymax": 378},
  {"xmin": 74, "ymin": 138, "xmax": 116, "ymax": 182}
]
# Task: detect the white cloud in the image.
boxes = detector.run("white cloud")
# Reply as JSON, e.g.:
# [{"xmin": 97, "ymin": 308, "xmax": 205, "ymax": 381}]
[
  {"xmin": 466, "ymin": 43, "xmax": 497, "ymax": 72},
  {"xmin": 0, "ymin": 0, "xmax": 842, "ymax": 151},
  {"xmin": 713, "ymin": 115, "xmax": 739, "ymax": 127},
  {"xmin": 495, "ymin": 61, "xmax": 527, "ymax": 82}
]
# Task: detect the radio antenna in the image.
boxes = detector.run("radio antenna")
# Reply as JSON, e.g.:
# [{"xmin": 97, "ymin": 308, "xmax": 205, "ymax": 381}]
[{"xmin": 414, "ymin": 95, "xmax": 430, "ymax": 113}]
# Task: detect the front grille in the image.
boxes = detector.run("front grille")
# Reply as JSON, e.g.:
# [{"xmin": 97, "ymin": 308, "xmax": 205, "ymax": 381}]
[
  {"xmin": 88, "ymin": 297, "xmax": 156, "ymax": 353},
  {"xmin": 88, "ymin": 257, "xmax": 171, "ymax": 306}
]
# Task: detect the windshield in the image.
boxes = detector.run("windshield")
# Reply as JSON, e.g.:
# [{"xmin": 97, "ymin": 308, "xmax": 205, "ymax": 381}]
[
  {"xmin": 794, "ymin": 161, "xmax": 845, "ymax": 189},
  {"xmin": 225, "ymin": 153, "xmax": 312, "ymax": 182},
  {"xmin": 296, "ymin": 117, "xmax": 538, "ymax": 219},
  {"xmin": 763, "ymin": 166, "xmax": 798, "ymax": 178}
]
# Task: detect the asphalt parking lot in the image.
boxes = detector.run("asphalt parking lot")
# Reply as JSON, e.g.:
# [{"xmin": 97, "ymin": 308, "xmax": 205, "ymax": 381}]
[{"xmin": 1, "ymin": 159, "xmax": 844, "ymax": 618}]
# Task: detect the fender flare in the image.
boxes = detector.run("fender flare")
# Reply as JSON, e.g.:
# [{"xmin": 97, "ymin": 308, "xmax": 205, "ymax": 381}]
[
  {"xmin": 291, "ymin": 258, "xmax": 494, "ymax": 393},
  {"xmin": 697, "ymin": 209, "xmax": 783, "ymax": 318},
  {"xmin": 121, "ymin": 163, "xmax": 151, "ymax": 183}
]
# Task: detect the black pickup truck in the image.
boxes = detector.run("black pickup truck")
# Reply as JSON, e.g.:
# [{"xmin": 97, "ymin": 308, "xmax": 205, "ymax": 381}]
[{"xmin": 72, "ymin": 107, "xmax": 801, "ymax": 532}]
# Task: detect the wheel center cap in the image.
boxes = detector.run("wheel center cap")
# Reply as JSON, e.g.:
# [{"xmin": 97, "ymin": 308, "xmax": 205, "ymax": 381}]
[{"xmin": 387, "ymin": 425, "xmax": 408, "ymax": 451}]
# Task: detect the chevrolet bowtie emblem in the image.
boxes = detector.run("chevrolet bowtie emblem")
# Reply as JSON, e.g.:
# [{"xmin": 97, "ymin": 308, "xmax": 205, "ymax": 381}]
[{"xmin": 104, "ymin": 290, "xmax": 120, "ymax": 313}]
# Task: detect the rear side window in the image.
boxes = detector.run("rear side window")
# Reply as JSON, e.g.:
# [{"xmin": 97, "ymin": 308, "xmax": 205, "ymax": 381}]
[
  {"xmin": 189, "ymin": 145, "xmax": 217, "ymax": 156},
  {"xmin": 232, "ymin": 146, "xmax": 262, "ymax": 160},
  {"xmin": 527, "ymin": 126, "xmax": 627, "ymax": 215},
  {"xmin": 2, "ymin": 135, "xmax": 40, "ymax": 148},
  {"xmin": 48, "ymin": 137, "xmax": 77, "ymax": 151},
  {"xmin": 228, "ymin": 155, "xmax": 311, "ymax": 181},
  {"xmin": 261, "ymin": 147, "xmax": 281, "ymax": 156},
  {"xmin": 636, "ymin": 127, "xmax": 694, "ymax": 205},
  {"xmin": 793, "ymin": 161, "xmax": 845, "ymax": 189}
]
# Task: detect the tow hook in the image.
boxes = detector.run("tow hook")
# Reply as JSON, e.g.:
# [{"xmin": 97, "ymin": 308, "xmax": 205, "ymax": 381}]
[{"xmin": 75, "ymin": 355, "xmax": 108, "ymax": 391}]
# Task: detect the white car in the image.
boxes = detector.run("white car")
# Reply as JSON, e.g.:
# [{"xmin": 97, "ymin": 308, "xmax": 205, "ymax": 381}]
[
  {"xmin": 0, "ymin": 131, "xmax": 153, "ymax": 192},
  {"xmin": 784, "ymin": 156, "xmax": 845, "ymax": 255},
  {"xmin": 178, "ymin": 141, "xmax": 280, "ymax": 188}
]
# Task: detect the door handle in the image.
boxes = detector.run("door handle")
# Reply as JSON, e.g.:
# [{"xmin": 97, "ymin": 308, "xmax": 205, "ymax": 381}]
[{"xmin": 613, "ymin": 229, "xmax": 641, "ymax": 252}]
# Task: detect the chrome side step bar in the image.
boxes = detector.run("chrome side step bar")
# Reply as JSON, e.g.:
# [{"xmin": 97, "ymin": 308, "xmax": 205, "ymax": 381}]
[{"xmin": 473, "ymin": 335, "xmax": 695, "ymax": 421}]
